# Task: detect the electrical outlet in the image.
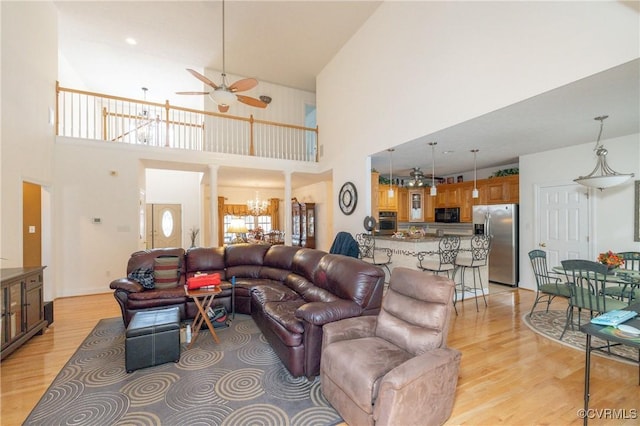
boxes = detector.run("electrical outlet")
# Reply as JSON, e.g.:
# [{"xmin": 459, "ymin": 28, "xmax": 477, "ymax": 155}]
[{"xmin": 28, "ymin": 226, "xmax": 36, "ymax": 233}]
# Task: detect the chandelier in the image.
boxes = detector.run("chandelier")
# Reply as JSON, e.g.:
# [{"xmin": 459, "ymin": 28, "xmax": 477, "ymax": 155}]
[
  {"xmin": 136, "ymin": 87, "xmax": 156, "ymax": 144},
  {"xmin": 247, "ymin": 192, "xmax": 268, "ymax": 216},
  {"xmin": 574, "ymin": 115, "xmax": 634, "ymax": 190}
]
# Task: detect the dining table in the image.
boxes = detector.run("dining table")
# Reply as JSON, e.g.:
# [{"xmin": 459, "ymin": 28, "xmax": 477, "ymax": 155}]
[
  {"xmin": 552, "ymin": 265, "xmax": 640, "ymax": 304},
  {"xmin": 578, "ymin": 302, "xmax": 640, "ymax": 425}
]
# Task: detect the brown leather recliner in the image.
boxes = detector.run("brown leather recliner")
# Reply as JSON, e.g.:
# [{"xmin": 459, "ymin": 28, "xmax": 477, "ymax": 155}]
[{"xmin": 320, "ymin": 267, "xmax": 461, "ymax": 426}]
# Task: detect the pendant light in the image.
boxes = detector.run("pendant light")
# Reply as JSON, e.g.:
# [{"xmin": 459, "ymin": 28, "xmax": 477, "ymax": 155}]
[
  {"xmin": 574, "ymin": 115, "xmax": 634, "ymax": 190},
  {"xmin": 471, "ymin": 149, "xmax": 479, "ymax": 198},
  {"xmin": 428, "ymin": 142, "xmax": 437, "ymax": 196},
  {"xmin": 387, "ymin": 148, "xmax": 395, "ymax": 198}
]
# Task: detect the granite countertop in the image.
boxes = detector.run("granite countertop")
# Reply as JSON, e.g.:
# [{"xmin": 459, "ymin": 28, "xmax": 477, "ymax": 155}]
[{"xmin": 376, "ymin": 235, "xmax": 472, "ymax": 242}]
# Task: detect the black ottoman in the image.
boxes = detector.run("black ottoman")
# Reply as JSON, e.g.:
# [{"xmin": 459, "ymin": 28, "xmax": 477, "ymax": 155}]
[{"xmin": 125, "ymin": 307, "xmax": 180, "ymax": 373}]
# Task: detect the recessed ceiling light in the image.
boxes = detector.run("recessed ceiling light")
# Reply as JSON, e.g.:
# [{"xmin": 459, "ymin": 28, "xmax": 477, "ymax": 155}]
[
  {"xmin": 125, "ymin": 37, "xmax": 137, "ymax": 45},
  {"xmin": 442, "ymin": 150, "xmax": 455, "ymax": 155}
]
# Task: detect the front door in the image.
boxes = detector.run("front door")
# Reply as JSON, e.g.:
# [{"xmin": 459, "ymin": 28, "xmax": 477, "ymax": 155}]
[
  {"xmin": 146, "ymin": 204, "xmax": 182, "ymax": 248},
  {"xmin": 537, "ymin": 184, "xmax": 591, "ymax": 267}
]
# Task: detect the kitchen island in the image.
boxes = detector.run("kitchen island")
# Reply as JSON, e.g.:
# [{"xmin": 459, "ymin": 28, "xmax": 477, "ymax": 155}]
[{"xmin": 375, "ymin": 235, "xmax": 489, "ymax": 300}]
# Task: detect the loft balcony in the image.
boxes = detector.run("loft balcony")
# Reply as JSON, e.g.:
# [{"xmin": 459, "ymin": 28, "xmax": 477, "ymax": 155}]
[{"xmin": 56, "ymin": 82, "xmax": 318, "ymax": 163}]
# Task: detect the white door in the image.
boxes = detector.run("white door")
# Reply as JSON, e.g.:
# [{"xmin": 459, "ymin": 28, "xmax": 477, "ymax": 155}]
[
  {"xmin": 537, "ymin": 184, "xmax": 590, "ymax": 268},
  {"xmin": 146, "ymin": 204, "xmax": 182, "ymax": 248}
]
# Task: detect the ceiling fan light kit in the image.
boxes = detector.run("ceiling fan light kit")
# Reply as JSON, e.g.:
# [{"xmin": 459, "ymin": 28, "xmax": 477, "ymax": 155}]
[
  {"xmin": 574, "ymin": 115, "xmax": 634, "ymax": 190},
  {"xmin": 176, "ymin": 0, "xmax": 268, "ymax": 113}
]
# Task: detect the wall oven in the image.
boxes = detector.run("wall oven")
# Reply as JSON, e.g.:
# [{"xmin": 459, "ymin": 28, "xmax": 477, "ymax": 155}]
[
  {"xmin": 377, "ymin": 211, "xmax": 397, "ymax": 235},
  {"xmin": 434, "ymin": 207, "xmax": 460, "ymax": 223}
]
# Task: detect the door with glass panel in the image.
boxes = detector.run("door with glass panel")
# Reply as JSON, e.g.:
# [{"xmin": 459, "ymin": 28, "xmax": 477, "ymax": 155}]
[{"xmin": 146, "ymin": 204, "xmax": 182, "ymax": 248}]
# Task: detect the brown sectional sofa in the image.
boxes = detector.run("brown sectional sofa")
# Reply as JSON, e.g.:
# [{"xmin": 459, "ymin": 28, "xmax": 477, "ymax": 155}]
[{"xmin": 110, "ymin": 243, "xmax": 385, "ymax": 378}]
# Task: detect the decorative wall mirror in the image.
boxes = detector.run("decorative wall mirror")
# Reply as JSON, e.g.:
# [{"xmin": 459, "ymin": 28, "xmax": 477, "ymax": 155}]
[{"xmin": 635, "ymin": 180, "xmax": 640, "ymax": 242}]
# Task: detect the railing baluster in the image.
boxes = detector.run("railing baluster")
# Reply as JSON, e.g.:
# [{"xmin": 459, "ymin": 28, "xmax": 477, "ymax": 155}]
[{"xmin": 55, "ymin": 83, "xmax": 317, "ymax": 163}]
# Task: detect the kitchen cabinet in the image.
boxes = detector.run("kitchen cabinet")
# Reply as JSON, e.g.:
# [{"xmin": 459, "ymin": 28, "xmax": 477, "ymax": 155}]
[
  {"xmin": 371, "ymin": 172, "xmax": 379, "ymax": 221},
  {"xmin": 292, "ymin": 200, "xmax": 315, "ymax": 249},
  {"xmin": 397, "ymin": 187, "xmax": 409, "ymax": 222},
  {"xmin": 478, "ymin": 175, "xmax": 519, "ymax": 205},
  {"xmin": 424, "ymin": 191, "xmax": 435, "ymax": 222},
  {"xmin": 378, "ymin": 185, "xmax": 398, "ymax": 211},
  {"xmin": 1, "ymin": 267, "xmax": 47, "ymax": 361},
  {"xmin": 408, "ymin": 189, "xmax": 424, "ymax": 222}
]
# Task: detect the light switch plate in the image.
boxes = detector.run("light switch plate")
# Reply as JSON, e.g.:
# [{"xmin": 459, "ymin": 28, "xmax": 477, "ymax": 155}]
[{"xmin": 28, "ymin": 225, "xmax": 36, "ymax": 233}]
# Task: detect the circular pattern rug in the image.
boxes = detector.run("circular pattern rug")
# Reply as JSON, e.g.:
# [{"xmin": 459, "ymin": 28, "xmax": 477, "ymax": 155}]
[
  {"xmin": 523, "ymin": 309, "xmax": 638, "ymax": 365},
  {"xmin": 25, "ymin": 315, "xmax": 342, "ymax": 426}
]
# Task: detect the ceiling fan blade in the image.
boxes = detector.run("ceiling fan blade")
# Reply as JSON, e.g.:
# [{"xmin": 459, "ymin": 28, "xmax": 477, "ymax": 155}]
[
  {"xmin": 175, "ymin": 91, "xmax": 210, "ymax": 95},
  {"xmin": 218, "ymin": 104, "xmax": 230, "ymax": 113},
  {"xmin": 186, "ymin": 68, "xmax": 219, "ymax": 89},
  {"xmin": 229, "ymin": 78, "xmax": 258, "ymax": 93},
  {"xmin": 236, "ymin": 95, "xmax": 267, "ymax": 108}
]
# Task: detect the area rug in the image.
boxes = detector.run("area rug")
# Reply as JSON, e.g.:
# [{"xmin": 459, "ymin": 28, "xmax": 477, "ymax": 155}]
[
  {"xmin": 25, "ymin": 315, "xmax": 341, "ymax": 425},
  {"xmin": 523, "ymin": 310, "xmax": 639, "ymax": 365}
]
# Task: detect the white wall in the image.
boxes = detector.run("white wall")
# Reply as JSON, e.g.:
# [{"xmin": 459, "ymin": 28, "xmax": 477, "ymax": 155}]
[
  {"xmin": 146, "ymin": 169, "xmax": 203, "ymax": 249},
  {"xmin": 519, "ymin": 133, "xmax": 640, "ymax": 291},
  {"xmin": 1, "ymin": 2, "xmax": 58, "ymax": 299},
  {"xmin": 317, "ymin": 1, "xmax": 639, "ymax": 240}
]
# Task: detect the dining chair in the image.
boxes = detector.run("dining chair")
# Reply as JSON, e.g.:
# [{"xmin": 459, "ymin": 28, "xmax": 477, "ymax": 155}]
[
  {"xmin": 417, "ymin": 235, "xmax": 460, "ymax": 279},
  {"xmin": 560, "ymin": 259, "xmax": 628, "ymax": 340},
  {"xmin": 601, "ymin": 251, "xmax": 640, "ymax": 302},
  {"xmin": 453, "ymin": 234, "xmax": 491, "ymax": 312},
  {"xmin": 528, "ymin": 250, "xmax": 571, "ymax": 315}
]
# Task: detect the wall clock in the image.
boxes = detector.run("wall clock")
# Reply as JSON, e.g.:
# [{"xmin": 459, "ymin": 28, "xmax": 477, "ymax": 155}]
[{"xmin": 339, "ymin": 182, "xmax": 357, "ymax": 215}]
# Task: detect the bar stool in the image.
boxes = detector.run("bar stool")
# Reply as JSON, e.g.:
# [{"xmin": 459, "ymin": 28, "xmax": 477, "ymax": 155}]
[
  {"xmin": 417, "ymin": 235, "xmax": 460, "ymax": 279},
  {"xmin": 356, "ymin": 232, "xmax": 392, "ymax": 282},
  {"xmin": 454, "ymin": 235, "xmax": 491, "ymax": 311}
]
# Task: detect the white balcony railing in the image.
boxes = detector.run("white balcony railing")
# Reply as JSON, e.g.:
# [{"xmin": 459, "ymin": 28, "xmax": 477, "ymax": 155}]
[{"xmin": 56, "ymin": 82, "xmax": 318, "ymax": 162}]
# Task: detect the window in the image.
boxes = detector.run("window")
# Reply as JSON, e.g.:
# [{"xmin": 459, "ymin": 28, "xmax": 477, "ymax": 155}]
[{"xmin": 223, "ymin": 215, "xmax": 272, "ymax": 244}]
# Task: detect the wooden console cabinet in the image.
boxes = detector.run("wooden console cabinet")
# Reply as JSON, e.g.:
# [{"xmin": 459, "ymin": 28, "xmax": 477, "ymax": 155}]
[{"xmin": 1, "ymin": 267, "xmax": 47, "ymax": 361}]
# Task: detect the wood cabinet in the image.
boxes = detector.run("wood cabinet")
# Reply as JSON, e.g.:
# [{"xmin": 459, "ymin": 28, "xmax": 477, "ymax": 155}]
[
  {"xmin": 477, "ymin": 175, "xmax": 519, "ymax": 205},
  {"xmin": 378, "ymin": 185, "xmax": 398, "ymax": 211},
  {"xmin": 408, "ymin": 189, "xmax": 424, "ymax": 222},
  {"xmin": 424, "ymin": 175, "xmax": 519, "ymax": 222},
  {"xmin": 1, "ymin": 267, "xmax": 47, "ymax": 361},
  {"xmin": 292, "ymin": 200, "xmax": 315, "ymax": 249},
  {"xmin": 371, "ymin": 172, "xmax": 379, "ymax": 221},
  {"xmin": 397, "ymin": 187, "xmax": 409, "ymax": 222}
]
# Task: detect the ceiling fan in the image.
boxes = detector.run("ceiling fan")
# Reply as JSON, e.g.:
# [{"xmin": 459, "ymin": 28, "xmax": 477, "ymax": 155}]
[
  {"xmin": 406, "ymin": 167, "xmax": 427, "ymax": 187},
  {"xmin": 176, "ymin": 0, "xmax": 267, "ymax": 113}
]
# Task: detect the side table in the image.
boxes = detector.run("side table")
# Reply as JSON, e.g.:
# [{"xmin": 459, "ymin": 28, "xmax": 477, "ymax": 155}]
[
  {"xmin": 579, "ymin": 302, "xmax": 640, "ymax": 425},
  {"xmin": 184, "ymin": 285, "xmax": 222, "ymax": 348}
]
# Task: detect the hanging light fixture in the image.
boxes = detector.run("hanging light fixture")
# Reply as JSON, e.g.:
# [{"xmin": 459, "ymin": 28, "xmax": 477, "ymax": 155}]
[
  {"xmin": 428, "ymin": 142, "xmax": 438, "ymax": 196},
  {"xmin": 136, "ymin": 87, "xmax": 154, "ymax": 144},
  {"xmin": 247, "ymin": 191, "xmax": 268, "ymax": 216},
  {"xmin": 471, "ymin": 149, "xmax": 479, "ymax": 199},
  {"xmin": 574, "ymin": 115, "xmax": 634, "ymax": 190},
  {"xmin": 387, "ymin": 148, "xmax": 395, "ymax": 198}
]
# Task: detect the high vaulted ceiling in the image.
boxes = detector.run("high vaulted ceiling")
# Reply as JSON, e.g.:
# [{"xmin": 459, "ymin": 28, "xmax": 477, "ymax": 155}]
[{"xmin": 54, "ymin": 1, "xmax": 639, "ymax": 187}]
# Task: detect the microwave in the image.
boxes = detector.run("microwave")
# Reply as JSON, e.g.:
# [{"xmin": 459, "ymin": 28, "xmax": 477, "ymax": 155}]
[{"xmin": 435, "ymin": 207, "xmax": 460, "ymax": 223}]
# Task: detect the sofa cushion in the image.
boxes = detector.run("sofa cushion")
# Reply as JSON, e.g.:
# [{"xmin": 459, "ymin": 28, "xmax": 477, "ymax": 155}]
[
  {"xmin": 154, "ymin": 256, "xmax": 181, "ymax": 289},
  {"xmin": 263, "ymin": 300, "xmax": 306, "ymax": 335},
  {"xmin": 315, "ymin": 254, "xmax": 383, "ymax": 308},
  {"xmin": 291, "ymin": 248, "xmax": 327, "ymax": 281},
  {"xmin": 252, "ymin": 283, "xmax": 301, "ymax": 305},
  {"xmin": 263, "ymin": 245, "xmax": 301, "ymax": 270},
  {"xmin": 186, "ymin": 246, "xmax": 226, "ymax": 279},
  {"xmin": 226, "ymin": 244, "xmax": 270, "ymax": 267}
]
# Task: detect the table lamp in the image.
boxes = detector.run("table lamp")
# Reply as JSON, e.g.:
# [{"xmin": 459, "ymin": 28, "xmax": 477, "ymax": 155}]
[{"xmin": 228, "ymin": 219, "xmax": 248, "ymax": 244}]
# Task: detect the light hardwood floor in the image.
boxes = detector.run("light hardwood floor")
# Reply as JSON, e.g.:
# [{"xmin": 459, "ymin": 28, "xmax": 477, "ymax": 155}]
[{"xmin": 1, "ymin": 288, "xmax": 638, "ymax": 425}]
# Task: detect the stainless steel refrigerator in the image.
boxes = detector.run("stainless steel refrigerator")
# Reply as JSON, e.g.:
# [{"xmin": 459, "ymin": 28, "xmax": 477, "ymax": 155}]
[{"xmin": 472, "ymin": 204, "xmax": 519, "ymax": 286}]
